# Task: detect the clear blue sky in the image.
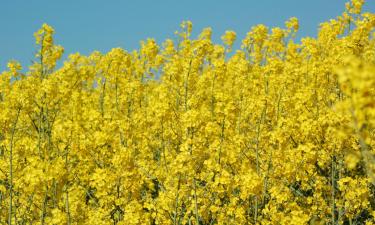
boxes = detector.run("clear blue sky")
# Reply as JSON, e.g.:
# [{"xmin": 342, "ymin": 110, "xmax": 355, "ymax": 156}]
[{"xmin": 1, "ymin": 0, "xmax": 374, "ymax": 72}]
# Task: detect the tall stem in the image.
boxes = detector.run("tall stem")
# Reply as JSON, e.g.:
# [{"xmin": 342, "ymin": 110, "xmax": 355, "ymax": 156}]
[
  {"xmin": 193, "ymin": 178, "xmax": 199, "ymax": 225},
  {"xmin": 8, "ymin": 108, "xmax": 21, "ymax": 225},
  {"xmin": 331, "ymin": 156, "xmax": 336, "ymax": 225}
]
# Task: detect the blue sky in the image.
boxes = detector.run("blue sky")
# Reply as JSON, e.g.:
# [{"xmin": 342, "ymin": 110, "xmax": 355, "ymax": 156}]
[{"xmin": 1, "ymin": 0, "xmax": 374, "ymax": 72}]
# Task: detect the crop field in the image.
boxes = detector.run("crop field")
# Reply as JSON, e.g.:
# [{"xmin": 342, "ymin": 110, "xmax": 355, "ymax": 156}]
[{"xmin": 0, "ymin": 0, "xmax": 375, "ymax": 224}]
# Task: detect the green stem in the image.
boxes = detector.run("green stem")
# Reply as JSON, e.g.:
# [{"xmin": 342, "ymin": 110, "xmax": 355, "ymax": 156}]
[{"xmin": 8, "ymin": 108, "xmax": 21, "ymax": 225}]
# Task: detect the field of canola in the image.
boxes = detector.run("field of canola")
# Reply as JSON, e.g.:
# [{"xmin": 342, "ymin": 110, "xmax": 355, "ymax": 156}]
[{"xmin": 0, "ymin": 0, "xmax": 375, "ymax": 224}]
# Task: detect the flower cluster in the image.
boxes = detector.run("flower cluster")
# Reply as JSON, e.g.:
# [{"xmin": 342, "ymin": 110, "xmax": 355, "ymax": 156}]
[{"xmin": 0, "ymin": 0, "xmax": 374, "ymax": 224}]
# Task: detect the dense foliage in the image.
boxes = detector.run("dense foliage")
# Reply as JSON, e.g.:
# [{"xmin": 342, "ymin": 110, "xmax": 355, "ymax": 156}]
[{"xmin": 1, "ymin": 0, "xmax": 375, "ymax": 224}]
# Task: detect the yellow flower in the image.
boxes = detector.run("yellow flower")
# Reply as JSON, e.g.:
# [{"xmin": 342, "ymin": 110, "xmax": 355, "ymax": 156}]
[{"xmin": 221, "ymin": 30, "xmax": 237, "ymax": 51}]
